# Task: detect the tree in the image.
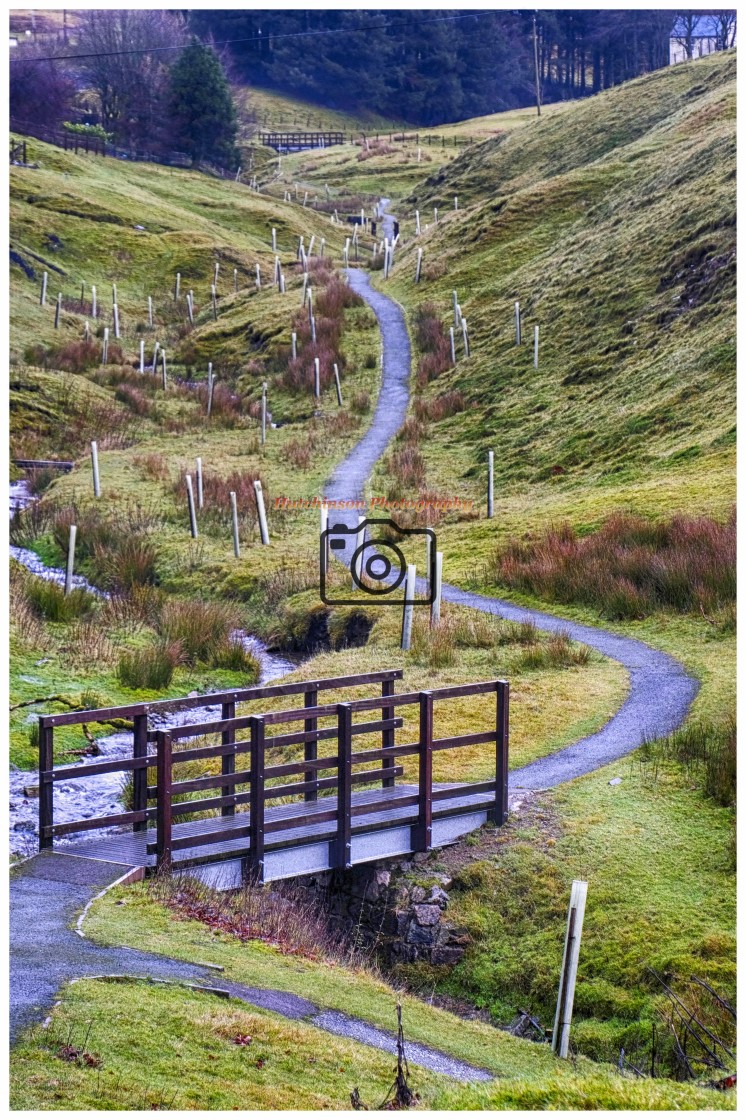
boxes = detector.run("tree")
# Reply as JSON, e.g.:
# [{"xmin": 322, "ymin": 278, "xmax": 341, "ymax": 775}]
[
  {"xmin": 10, "ymin": 50, "xmax": 75, "ymax": 131},
  {"xmin": 169, "ymin": 40, "xmax": 238, "ymax": 167},
  {"xmin": 77, "ymin": 9, "xmax": 185, "ymax": 148}
]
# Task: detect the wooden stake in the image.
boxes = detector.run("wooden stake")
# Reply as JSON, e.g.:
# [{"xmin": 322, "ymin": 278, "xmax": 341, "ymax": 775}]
[
  {"xmin": 184, "ymin": 474, "xmax": 198, "ymax": 538},
  {"xmin": 452, "ymin": 290, "xmax": 459, "ymax": 326},
  {"xmin": 207, "ymin": 365, "xmax": 215, "ymax": 417},
  {"xmin": 434, "ymin": 207, "xmax": 438, "ymax": 224},
  {"xmin": 415, "ymin": 210, "xmax": 421, "ymax": 235},
  {"xmin": 113, "ymin": 303, "xmax": 120, "ymax": 338},
  {"xmin": 255, "ymin": 263, "xmax": 261, "ymax": 289},
  {"xmin": 148, "ymin": 295, "xmax": 153, "ymax": 326},
  {"xmin": 462, "ymin": 317, "xmax": 470, "ymax": 358},
  {"xmin": 320, "ymin": 502, "xmax": 329, "ymax": 575},
  {"xmin": 310, "ymin": 315, "xmax": 316, "ymax": 344},
  {"xmin": 415, "ymin": 248, "xmax": 423, "ymax": 283},
  {"xmin": 514, "ymin": 300, "xmax": 521, "ymax": 345},
  {"xmin": 314, "ymin": 357, "xmax": 320, "ymax": 399},
  {"xmin": 291, "ymin": 331, "xmax": 297, "ymax": 361},
  {"xmin": 534, "ymin": 324, "xmax": 539, "ymax": 369},
  {"xmin": 151, "ymin": 341, "xmax": 159, "ymax": 374},
  {"xmin": 401, "ymin": 564, "xmax": 417, "ymax": 650},
  {"xmin": 211, "ymin": 284, "xmax": 217, "ymax": 319},
  {"xmin": 91, "ymin": 442, "xmax": 100, "ymax": 498},
  {"xmin": 196, "ymin": 457, "xmax": 204, "ymax": 509},
  {"xmin": 64, "ymin": 525, "xmax": 77, "ymax": 595},
  {"xmin": 54, "ymin": 292, "xmax": 62, "ymax": 329},
  {"xmin": 234, "ymin": 268, "xmax": 238, "ymax": 292},
  {"xmin": 139, "ymin": 339, "xmax": 145, "ymax": 373},
  {"xmin": 102, "ymin": 327, "xmax": 109, "ymax": 364},
  {"xmin": 552, "ymin": 881, "xmax": 588, "ymax": 1059},
  {"xmin": 261, "ymin": 382, "xmax": 267, "ymax": 444},
  {"xmin": 454, "ymin": 195, "xmax": 458, "ymax": 210},
  {"xmin": 254, "ymin": 481, "xmax": 270, "ymax": 545},
  {"xmin": 174, "ymin": 273, "xmax": 180, "ymax": 300},
  {"xmin": 449, "ymin": 326, "xmax": 456, "ymax": 366},
  {"xmin": 214, "ymin": 261, "xmax": 219, "ymax": 287},
  {"xmin": 91, "ymin": 285, "xmax": 97, "ymax": 318},
  {"xmin": 230, "ymin": 491, "xmax": 240, "ymax": 557},
  {"xmin": 430, "ymin": 552, "xmax": 443, "ymax": 628},
  {"xmin": 40, "ymin": 271, "xmax": 48, "ymax": 306},
  {"xmin": 161, "ymin": 349, "xmax": 167, "ymax": 390},
  {"xmin": 487, "ymin": 451, "xmax": 494, "ymax": 518},
  {"xmin": 333, "ymin": 363, "xmax": 343, "ymax": 407}
]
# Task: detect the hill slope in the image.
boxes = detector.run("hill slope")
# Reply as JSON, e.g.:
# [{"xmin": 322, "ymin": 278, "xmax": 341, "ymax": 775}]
[{"xmin": 382, "ymin": 51, "xmax": 735, "ymax": 524}]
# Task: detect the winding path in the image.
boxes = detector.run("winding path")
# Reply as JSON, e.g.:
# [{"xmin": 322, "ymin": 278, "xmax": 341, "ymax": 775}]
[
  {"xmin": 10, "ymin": 264, "xmax": 698, "ymax": 1077},
  {"xmin": 334, "ymin": 269, "xmax": 699, "ymax": 789}
]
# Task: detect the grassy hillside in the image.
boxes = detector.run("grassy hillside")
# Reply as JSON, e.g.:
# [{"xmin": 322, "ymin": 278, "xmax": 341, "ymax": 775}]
[
  {"xmin": 8, "ymin": 56, "xmax": 736, "ymax": 1107},
  {"xmin": 236, "ymin": 85, "xmax": 406, "ymax": 136}
]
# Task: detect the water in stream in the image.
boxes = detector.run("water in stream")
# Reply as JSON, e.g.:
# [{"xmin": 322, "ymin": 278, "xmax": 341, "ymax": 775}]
[{"xmin": 9, "ymin": 479, "xmax": 299, "ymax": 855}]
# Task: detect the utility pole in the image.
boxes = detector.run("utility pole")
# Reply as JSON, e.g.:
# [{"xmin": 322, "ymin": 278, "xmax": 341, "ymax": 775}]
[{"xmin": 533, "ymin": 13, "xmax": 542, "ymax": 117}]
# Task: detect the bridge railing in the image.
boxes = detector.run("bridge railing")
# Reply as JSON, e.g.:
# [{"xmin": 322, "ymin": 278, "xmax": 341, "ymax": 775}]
[
  {"xmin": 148, "ymin": 679, "xmax": 509, "ymax": 878},
  {"xmin": 37, "ymin": 670, "xmax": 403, "ymax": 850}
]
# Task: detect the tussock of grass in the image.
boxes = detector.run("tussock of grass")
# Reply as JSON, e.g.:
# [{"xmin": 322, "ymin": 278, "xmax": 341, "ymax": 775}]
[
  {"xmin": 489, "ymin": 511, "xmax": 736, "ymax": 620},
  {"xmin": 117, "ymin": 640, "xmax": 183, "ymax": 690}
]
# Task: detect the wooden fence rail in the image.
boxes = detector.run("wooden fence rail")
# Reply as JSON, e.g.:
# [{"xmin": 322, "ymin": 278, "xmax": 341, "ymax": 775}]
[
  {"xmin": 38, "ymin": 670, "xmax": 403, "ymax": 848},
  {"xmin": 147, "ymin": 679, "xmax": 509, "ymax": 879}
]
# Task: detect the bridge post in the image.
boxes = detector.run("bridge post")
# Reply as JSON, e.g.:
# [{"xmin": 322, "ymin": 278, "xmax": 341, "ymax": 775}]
[
  {"xmin": 248, "ymin": 716, "xmax": 265, "ymax": 882},
  {"xmin": 132, "ymin": 712, "xmax": 149, "ymax": 832},
  {"xmin": 221, "ymin": 701, "xmax": 236, "ymax": 816},
  {"xmin": 335, "ymin": 703, "xmax": 353, "ymax": 869},
  {"xmin": 38, "ymin": 720, "xmax": 54, "ymax": 850},
  {"xmin": 414, "ymin": 692, "xmax": 433, "ymax": 852},
  {"xmin": 381, "ymin": 678, "xmax": 396, "ymax": 788},
  {"xmin": 156, "ymin": 731, "xmax": 173, "ymax": 873},
  {"xmin": 304, "ymin": 685, "xmax": 319, "ymax": 801},
  {"xmin": 490, "ymin": 681, "xmax": 510, "ymax": 826}
]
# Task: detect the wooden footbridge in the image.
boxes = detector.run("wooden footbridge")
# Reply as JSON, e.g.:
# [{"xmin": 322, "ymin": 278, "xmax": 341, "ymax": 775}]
[{"xmin": 38, "ymin": 671, "xmax": 508, "ymax": 886}]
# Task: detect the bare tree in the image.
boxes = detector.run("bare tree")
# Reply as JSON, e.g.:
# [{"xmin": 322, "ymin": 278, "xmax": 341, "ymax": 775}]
[
  {"xmin": 708, "ymin": 10, "xmax": 737, "ymax": 49},
  {"xmin": 672, "ymin": 11, "xmax": 703, "ymax": 59},
  {"xmin": 10, "ymin": 43, "xmax": 76, "ymax": 130},
  {"xmin": 77, "ymin": 9, "xmax": 186, "ymax": 148}
]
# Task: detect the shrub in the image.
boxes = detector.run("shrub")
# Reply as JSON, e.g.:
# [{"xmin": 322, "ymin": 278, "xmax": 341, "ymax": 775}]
[
  {"xmin": 397, "ymin": 418, "xmax": 428, "ymax": 446},
  {"xmin": 350, "ymin": 390, "xmax": 371, "ymax": 415},
  {"xmin": 210, "ymin": 636, "xmax": 261, "ymax": 676},
  {"xmin": 157, "ymin": 599, "xmax": 242, "ymax": 666},
  {"xmin": 117, "ymin": 641, "xmax": 183, "ymax": 690},
  {"xmin": 413, "ymin": 302, "xmax": 451, "ymax": 385},
  {"xmin": 25, "ymin": 576, "xmax": 96, "ymax": 622},
  {"xmin": 388, "ymin": 447, "xmax": 426, "ymax": 489},
  {"xmin": 649, "ymin": 713, "xmax": 736, "ymax": 807},
  {"xmin": 286, "ymin": 440, "xmax": 311, "ymax": 470},
  {"xmin": 516, "ymin": 632, "xmax": 591, "ymax": 670},
  {"xmin": 173, "ymin": 467, "xmax": 266, "ymax": 533},
  {"xmin": 23, "ymin": 340, "xmax": 121, "ymax": 374},
  {"xmin": 92, "ymin": 535, "xmax": 159, "ymax": 591},
  {"xmin": 134, "ymin": 453, "xmax": 170, "ymax": 482},
  {"xmin": 491, "ymin": 511, "xmax": 736, "ymax": 619},
  {"xmin": 114, "ymin": 385, "xmax": 152, "ymax": 417}
]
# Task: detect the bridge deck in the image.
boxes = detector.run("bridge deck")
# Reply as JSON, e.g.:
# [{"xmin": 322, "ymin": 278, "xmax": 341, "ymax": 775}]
[{"xmin": 64, "ymin": 783, "xmax": 491, "ymax": 883}]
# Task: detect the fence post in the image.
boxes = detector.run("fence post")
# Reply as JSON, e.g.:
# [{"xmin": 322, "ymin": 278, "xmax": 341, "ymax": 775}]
[
  {"xmin": 303, "ymin": 685, "xmax": 319, "ymax": 801},
  {"xmin": 381, "ymin": 677, "xmax": 396, "ymax": 789},
  {"xmin": 414, "ymin": 692, "xmax": 433, "ymax": 852},
  {"xmin": 221, "ymin": 700, "xmax": 236, "ymax": 817},
  {"xmin": 156, "ymin": 730, "xmax": 173, "ymax": 873},
  {"xmin": 38, "ymin": 720, "xmax": 54, "ymax": 850},
  {"xmin": 248, "ymin": 716, "xmax": 265, "ymax": 882},
  {"xmin": 490, "ymin": 681, "xmax": 509, "ymax": 826},
  {"xmin": 132, "ymin": 712, "xmax": 149, "ymax": 832},
  {"xmin": 552, "ymin": 880, "xmax": 588, "ymax": 1058},
  {"xmin": 336, "ymin": 703, "xmax": 353, "ymax": 869}
]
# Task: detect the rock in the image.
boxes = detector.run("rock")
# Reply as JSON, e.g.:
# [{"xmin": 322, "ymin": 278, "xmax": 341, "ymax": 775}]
[
  {"xmin": 410, "ymin": 886, "xmax": 426, "ymax": 904},
  {"xmin": 609, "ymin": 777, "xmax": 623, "ymax": 786},
  {"xmin": 373, "ymin": 868, "xmax": 390, "ymax": 889},
  {"xmin": 413, "ymin": 904, "xmax": 441, "ymax": 927},
  {"xmin": 396, "ymin": 911, "xmax": 411, "ymax": 937},
  {"xmin": 428, "ymin": 886, "xmax": 449, "ymax": 909},
  {"xmin": 413, "ymin": 851, "xmax": 430, "ymax": 864},
  {"xmin": 13, "ymin": 820, "xmax": 34, "ymax": 831},
  {"xmin": 406, "ymin": 922, "xmax": 436, "ymax": 946},
  {"xmin": 398, "ymin": 861, "xmax": 413, "ymax": 873},
  {"xmin": 431, "ymin": 946, "xmax": 465, "ymax": 967},
  {"xmin": 23, "ymin": 785, "xmax": 39, "ymax": 798},
  {"xmin": 134, "ymin": 225, "xmax": 145, "ymax": 230}
]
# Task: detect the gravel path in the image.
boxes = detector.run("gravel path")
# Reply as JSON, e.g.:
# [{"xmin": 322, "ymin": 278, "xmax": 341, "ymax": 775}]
[
  {"xmin": 334, "ymin": 269, "xmax": 699, "ymax": 787},
  {"xmin": 10, "ymin": 853, "xmax": 490, "ymax": 1081}
]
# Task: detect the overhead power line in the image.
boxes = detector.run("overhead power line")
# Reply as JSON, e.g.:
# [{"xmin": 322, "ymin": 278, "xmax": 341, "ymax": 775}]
[{"xmin": 10, "ymin": 11, "xmax": 487, "ymax": 64}]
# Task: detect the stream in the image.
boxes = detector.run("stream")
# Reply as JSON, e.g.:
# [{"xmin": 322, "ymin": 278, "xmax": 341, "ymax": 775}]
[{"xmin": 9, "ymin": 479, "xmax": 298, "ymax": 855}]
